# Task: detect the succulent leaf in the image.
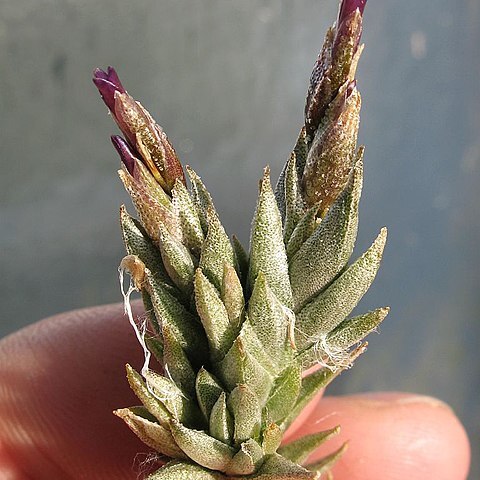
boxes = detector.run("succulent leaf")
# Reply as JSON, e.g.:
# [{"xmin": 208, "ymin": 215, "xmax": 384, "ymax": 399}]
[
  {"xmin": 114, "ymin": 407, "xmax": 186, "ymax": 459},
  {"xmin": 195, "ymin": 368, "xmax": 225, "ymax": 422},
  {"xmin": 169, "ymin": 419, "xmax": 235, "ymax": 471},
  {"xmin": 249, "ymin": 167, "xmax": 293, "ymax": 309},
  {"xmin": 295, "ymin": 227, "xmax": 387, "ymax": 351},
  {"xmin": 264, "ymin": 363, "xmax": 302, "ymax": 424},
  {"xmin": 147, "ymin": 461, "xmax": 224, "ymax": 480},
  {"xmin": 125, "ymin": 364, "xmax": 172, "ymax": 428},
  {"xmin": 172, "ymin": 179, "xmax": 205, "ymax": 253},
  {"xmin": 225, "ymin": 439, "xmax": 264, "ymax": 476},
  {"xmin": 218, "ymin": 337, "xmax": 273, "ymax": 405},
  {"xmin": 248, "ymin": 273, "xmax": 294, "ymax": 363},
  {"xmin": 227, "ymin": 384, "xmax": 262, "ymax": 445},
  {"xmin": 162, "ymin": 324, "xmax": 196, "ymax": 397},
  {"xmin": 209, "ymin": 392, "xmax": 234, "ymax": 445},
  {"xmin": 278, "ymin": 427, "xmax": 340, "ymax": 464},
  {"xmin": 195, "ymin": 269, "xmax": 238, "ymax": 362},
  {"xmin": 290, "ymin": 154, "xmax": 363, "ymax": 311},
  {"xmin": 326, "ymin": 306, "xmax": 389, "ymax": 351},
  {"xmin": 200, "ymin": 209, "xmax": 236, "ymax": 291}
]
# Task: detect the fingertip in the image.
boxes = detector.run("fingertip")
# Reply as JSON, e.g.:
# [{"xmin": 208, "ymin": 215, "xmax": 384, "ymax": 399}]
[{"xmin": 295, "ymin": 392, "xmax": 471, "ymax": 480}]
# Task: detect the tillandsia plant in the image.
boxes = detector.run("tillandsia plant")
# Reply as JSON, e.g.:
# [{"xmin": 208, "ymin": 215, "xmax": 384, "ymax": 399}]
[{"xmin": 92, "ymin": 0, "xmax": 388, "ymax": 478}]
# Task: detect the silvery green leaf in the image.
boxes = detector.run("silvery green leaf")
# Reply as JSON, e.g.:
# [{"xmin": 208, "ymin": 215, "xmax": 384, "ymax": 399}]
[
  {"xmin": 282, "ymin": 345, "xmax": 366, "ymax": 430},
  {"xmin": 195, "ymin": 269, "xmax": 238, "ymax": 362},
  {"xmin": 261, "ymin": 422, "xmax": 283, "ymax": 455},
  {"xmin": 227, "ymin": 384, "xmax": 262, "ymax": 444},
  {"xmin": 145, "ymin": 335, "xmax": 164, "ymax": 364},
  {"xmin": 199, "ymin": 209, "xmax": 236, "ymax": 291},
  {"xmin": 195, "ymin": 368, "xmax": 224, "ymax": 423},
  {"xmin": 158, "ymin": 222, "xmax": 196, "ymax": 294},
  {"xmin": 278, "ymin": 426, "xmax": 340, "ymax": 464},
  {"xmin": 186, "ymin": 166, "xmax": 216, "ymax": 234},
  {"xmin": 162, "ymin": 324, "xmax": 196, "ymax": 397},
  {"xmin": 218, "ymin": 336, "xmax": 273, "ymax": 405},
  {"xmin": 326, "ymin": 307, "xmax": 390, "ymax": 350},
  {"xmin": 169, "ymin": 420, "xmax": 235, "ymax": 472},
  {"xmin": 114, "ymin": 406, "xmax": 186, "ymax": 459},
  {"xmin": 286, "ymin": 205, "xmax": 319, "ymax": 260},
  {"xmin": 225, "ymin": 438, "xmax": 264, "ymax": 476},
  {"xmin": 143, "ymin": 268, "xmax": 207, "ymax": 364},
  {"xmin": 238, "ymin": 317, "xmax": 278, "ymax": 375},
  {"xmin": 248, "ymin": 272, "xmax": 293, "ymax": 363},
  {"xmin": 147, "ymin": 461, "xmax": 224, "ymax": 480},
  {"xmin": 257, "ymin": 453, "xmax": 316, "ymax": 477},
  {"xmin": 275, "ymin": 127, "xmax": 308, "ymax": 221},
  {"xmin": 249, "ymin": 167, "xmax": 292, "ymax": 309},
  {"xmin": 209, "ymin": 392, "xmax": 233, "ymax": 445},
  {"xmin": 264, "ymin": 363, "xmax": 301, "ymax": 424},
  {"xmin": 232, "ymin": 235, "xmax": 249, "ymax": 286},
  {"xmin": 126, "ymin": 364, "xmax": 172, "ymax": 428},
  {"xmin": 145, "ymin": 369, "xmax": 202, "ymax": 427},
  {"xmin": 295, "ymin": 227, "xmax": 387, "ymax": 351},
  {"xmin": 305, "ymin": 442, "xmax": 348, "ymax": 474},
  {"xmin": 283, "ymin": 153, "xmax": 306, "ymax": 243},
  {"xmin": 171, "ymin": 179, "xmax": 205, "ymax": 254},
  {"xmin": 120, "ymin": 205, "xmax": 170, "ymax": 285},
  {"xmin": 221, "ymin": 263, "xmax": 244, "ymax": 327},
  {"xmin": 290, "ymin": 157, "xmax": 363, "ymax": 312}
]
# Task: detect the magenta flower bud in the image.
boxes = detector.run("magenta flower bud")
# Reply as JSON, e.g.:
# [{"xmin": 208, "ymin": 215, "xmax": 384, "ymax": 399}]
[
  {"xmin": 93, "ymin": 66, "xmax": 126, "ymax": 113},
  {"xmin": 338, "ymin": 0, "xmax": 366, "ymax": 26},
  {"xmin": 111, "ymin": 135, "xmax": 137, "ymax": 176}
]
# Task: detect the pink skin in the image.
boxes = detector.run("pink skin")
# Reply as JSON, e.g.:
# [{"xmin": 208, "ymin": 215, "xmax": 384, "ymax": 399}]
[{"xmin": 0, "ymin": 303, "xmax": 471, "ymax": 480}]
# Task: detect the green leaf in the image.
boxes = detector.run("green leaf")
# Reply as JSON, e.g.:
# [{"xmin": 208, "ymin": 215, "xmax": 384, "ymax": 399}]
[
  {"xmin": 195, "ymin": 269, "xmax": 238, "ymax": 362},
  {"xmin": 143, "ymin": 268, "xmax": 208, "ymax": 364},
  {"xmin": 275, "ymin": 127, "xmax": 308, "ymax": 221},
  {"xmin": 144, "ymin": 369, "xmax": 202, "ymax": 427},
  {"xmin": 170, "ymin": 420, "xmax": 235, "ymax": 472},
  {"xmin": 278, "ymin": 427, "xmax": 340, "ymax": 464},
  {"xmin": 199, "ymin": 209, "xmax": 236, "ymax": 291},
  {"xmin": 125, "ymin": 364, "xmax": 172, "ymax": 428},
  {"xmin": 326, "ymin": 307, "xmax": 390, "ymax": 351},
  {"xmin": 282, "ymin": 345, "xmax": 366, "ymax": 430},
  {"xmin": 295, "ymin": 227, "xmax": 387, "ymax": 351},
  {"xmin": 248, "ymin": 273, "xmax": 294, "ymax": 364},
  {"xmin": 305, "ymin": 442, "xmax": 348, "ymax": 474},
  {"xmin": 290, "ymin": 157, "xmax": 363, "ymax": 312},
  {"xmin": 186, "ymin": 166, "xmax": 216, "ymax": 234},
  {"xmin": 120, "ymin": 205, "xmax": 170, "ymax": 285},
  {"xmin": 218, "ymin": 337, "xmax": 273, "ymax": 405},
  {"xmin": 195, "ymin": 368, "xmax": 224, "ymax": 423},
  {"xmin": 261, "ymin": 423, "xmax": 283, "ymax": 455},
  {"xmin": 209, "ymin": 392, "xmax": 233, "ymax": 445},
  {"xmin": 232, "ymin": 234, "xmax": 249, "ymax": 286},
  {"xmin": 162, "ymin": 324, "xmax": 196, "ymax": 397},
  {"xmin": 249, "ymin": 167, "xmax": 292, "ymax": 309},
  {"xmin": 221, "ymin": 263, "xmax": 244, "ymax": 327},
  {"xmin": 225, "ymin": 439, "xmax": 264, "ymax": 476},
  {"xmin": 286, "ymin": 205, "xmax": 319, "ymax": 260},
  {"xmin": 264, "ymin": 364, "xmax": 301, "ymax": 424},
  {"xmin": 158, "ymin": 222, "xmax": 196, "ymax": 295},
  {"xmin": 257, "ymin": 453, "xmax": 316, "ymax": 478},
  {"xmin": 171, "ymin": 179, "xmax": 205, "ymax": 254},
  {"xmin": 147, "ymin": 461, "xmax": 224, "ymax": 480},
  {"xmin": 283, "ymin": 153, "xmax": 306, "ymax": 243},
  {"xmin": 227, "ymin": 384, "xmax": 262, "ymax": 444},
  {"xmin": 114, "ymin": 407, "xmax": 186, "ymax": 459}
]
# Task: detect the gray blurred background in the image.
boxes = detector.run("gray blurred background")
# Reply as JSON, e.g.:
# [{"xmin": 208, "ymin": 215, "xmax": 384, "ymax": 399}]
[{"xmin": 1, "ymin": 0, "xmax": 478, "ymax": 477}]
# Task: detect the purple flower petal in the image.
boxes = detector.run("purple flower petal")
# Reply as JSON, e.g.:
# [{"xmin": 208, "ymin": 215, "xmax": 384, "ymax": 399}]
[
  {"xmin": 338, "ymin": 0, "xmax": 366, "ymax": 25},
  {"xmin": 93, "ymin": 67, "xmax": 126, "ymax": 112},
  {"xmin": 111, "ymin": 135, "xmax": 137, "ymax": 176}
]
